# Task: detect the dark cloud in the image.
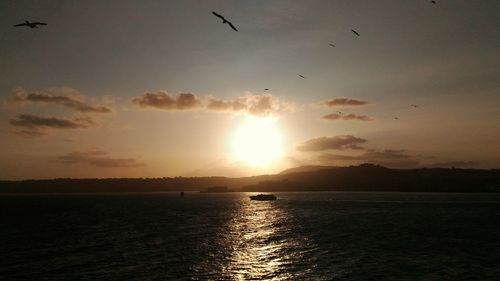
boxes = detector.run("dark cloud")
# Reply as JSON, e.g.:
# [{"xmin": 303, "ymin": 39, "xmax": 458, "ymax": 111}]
[
  {"xmin": 9, "ymin": 88, "xmax": 112, "ymax": 113},
  {"xmin": 13, "ymin": 130, "xmax": 48, "ymax": 137},
  {"xmin": 57, "ymin": 150, "xmax": 145, "ymax": 168},
  {"xmin": 323, "ymin": 98, "xmax": 368, "ymax": 107},
  {"xmin": 297, "ymin": 135, "xmax": 367, "ymax": 152},
  {"xmin": 317, "ymin": 149, "xmax": 421, "ymax": 168},
  {"xmin": 364, "ymin": 149, "xmax": 412, "ymax": 160},
  {"xmin": 9, "ymin": 114, "xmax": 96, "ymax": 129},
  {"xmin": 207, "ymin": 94, "xmax": 279, "ymax": 116},
  {"xmin": 322, "ymin": 113, "xmax": 373, "ymax": 121},
  {"xmin": 428, "ymin": 161, "xmax": 479, "ymax": 168},
  {"xmin": 132, "ymin": 92, "xmax": 202, "ymax": 110}
]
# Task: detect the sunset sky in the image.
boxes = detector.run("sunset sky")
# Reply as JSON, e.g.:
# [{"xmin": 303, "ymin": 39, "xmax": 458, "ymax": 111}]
[{"xmin": 1, "ymin": 0, "xmax": 499, "ymax": 180}]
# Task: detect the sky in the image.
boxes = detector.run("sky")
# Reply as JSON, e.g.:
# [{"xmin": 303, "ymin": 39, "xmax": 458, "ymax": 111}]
[{"xmin": 1, "ymin": 0, "xmax": 499, "ymax": 180}]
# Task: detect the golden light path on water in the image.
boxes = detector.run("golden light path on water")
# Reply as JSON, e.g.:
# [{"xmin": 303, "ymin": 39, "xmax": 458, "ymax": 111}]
[{"xmin": 221, "ymin": 194, "xmax": 319, "ymax": 280}]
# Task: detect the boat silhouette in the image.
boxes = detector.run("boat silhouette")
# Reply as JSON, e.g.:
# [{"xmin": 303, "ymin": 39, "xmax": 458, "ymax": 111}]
[{"xmin": 249, "ymin": 194, "xmax": 277, "ymax": 201}]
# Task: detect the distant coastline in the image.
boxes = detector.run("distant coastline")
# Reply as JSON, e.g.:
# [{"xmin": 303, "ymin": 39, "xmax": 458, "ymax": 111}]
[{"xmin": 1, "ymin": 164, "xmax": 499, "ymax": 194}]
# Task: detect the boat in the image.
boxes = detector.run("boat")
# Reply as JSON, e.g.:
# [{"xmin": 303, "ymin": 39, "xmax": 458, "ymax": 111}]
[{"xmin": 249, "ymin": 194, "xmax": 277, "ymax": 201}]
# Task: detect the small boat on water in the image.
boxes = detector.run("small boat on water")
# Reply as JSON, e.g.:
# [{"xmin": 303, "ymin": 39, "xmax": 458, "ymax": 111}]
[{"xmin": 249, "ymin": 194, "xmax": 277, "ymax": 201}]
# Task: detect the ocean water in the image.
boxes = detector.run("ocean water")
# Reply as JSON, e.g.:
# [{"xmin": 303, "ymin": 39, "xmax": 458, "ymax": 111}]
[{"xmin": 1, "ymin": 192, "xmax": 499, "ymax": 280}]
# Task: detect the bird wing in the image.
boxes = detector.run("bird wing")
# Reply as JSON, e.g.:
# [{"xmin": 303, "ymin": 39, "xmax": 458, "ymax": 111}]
[
  {"xmin": 34, "ymin": 22, "xmax": 48, "ymax": 25},
  {"xmin": 227, "ymin": 21, "xmax": 238, "ymax": 32},
  {"xmin": 212, "ymin": 12, "xmax": 224, "ymax": 20},
  {"xmin": 14, "ymin": 23, "xmax": 28, "ymax": 27}
]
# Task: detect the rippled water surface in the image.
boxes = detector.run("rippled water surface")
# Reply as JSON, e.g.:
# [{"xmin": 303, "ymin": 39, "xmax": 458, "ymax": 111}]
[{"xmin": 1, "ymin": 192, "xmax": 499, "ymax": 280}]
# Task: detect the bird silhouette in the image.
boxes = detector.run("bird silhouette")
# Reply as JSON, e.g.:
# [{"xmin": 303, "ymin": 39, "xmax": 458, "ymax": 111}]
[
  {"xmin": 394, "ymin": 117, "xmax": 399, "ymax": 120},
  {"xmin": 431, "ymin": 0, "xmax": 436, "ymax": 3},
  {"xmin": 337, "ymin": 111, "xmax": 343, "ymax": 115},
  {"xmin": 299, "ymin": 75, "xmax": 305, "ymax": 78},
  {"xmin": 14, "ymin": 20, "xmax": 47, "ymax": 29},
  {"xmin": 411, "ymin": 104, "xmax": 419, "ymax": 108},
  {"xmin": 329, "ymin": 43, "xmax": 336, "ymax": 47},
  {"xmin": 212, "ymin": 12, "xmax": 238, "ymax": 32},
  {"xmin": 264, "ymin": 89, "xmax": 269, "ymax": 91},
  {"xmin": 351, "ymin": 29, "xmax": 360, "ymax": 36}
]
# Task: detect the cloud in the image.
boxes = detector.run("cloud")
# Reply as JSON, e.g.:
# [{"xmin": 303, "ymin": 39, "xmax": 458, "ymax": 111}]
[
  {"xmin": 57, "ymin": 150, "xmax": 145, "ymax": 168},
  {"xmin": 248, "ymin": 95, "xmax": 277, "ymax": 116},
  {"xmin": 297, "ymin": 135, "xmax": 367, "ymax": 152},
  {"xmin": 9, "ymin": 114, "xmax": 96, "ymax": 130},
  {"xmin": 322, "ymin": 113, "xmax": 373, "ymax": 121},
  {"xmin": 132, "ymin": 90, "xmax": 288, "ymax": 117},
  {"xmin": 9, "ymin": 87, "xmax": 112, "ymax": 113},
  {"xmin": 317, "ymin": 149, "xmax": 421, "ymax": 168},
  {"xmin": 363, "ymin": 149, "xmax": 413, "ymax": 160},
  {"xmin": 132, "ymin": 91, "xmax": 202, "ymax": 110},
  {"xmin": 12, "ymin": 130, "xmax": 48, "ymax": 137},
  {"xmin": 207, "ymin": 98, "xmax": 247, "ymax": 112},
  {"xmin": 322, "ymin": 98, "xmax": 368, "ymax": 107},
  {"xmin": 428, "ymin": 161, "xmax": 479, "ymax": 168},
  {"xmin": 207, "ymin": 94, "xmax": 280, "ymax": 117}
]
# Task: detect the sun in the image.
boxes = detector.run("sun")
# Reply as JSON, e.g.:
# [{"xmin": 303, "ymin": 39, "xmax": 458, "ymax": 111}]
[{"xmin": 232, "ymin": 116, "xmax": 284, "ymax": 167}]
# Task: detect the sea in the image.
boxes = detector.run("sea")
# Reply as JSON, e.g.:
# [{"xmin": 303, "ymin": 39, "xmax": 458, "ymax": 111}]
[{"xmin": 1, "ymin": 192, "xmax": 499, "ymax": 280}]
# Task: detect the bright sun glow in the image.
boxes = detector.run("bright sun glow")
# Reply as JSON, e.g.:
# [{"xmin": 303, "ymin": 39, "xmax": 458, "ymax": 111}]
[{"xmin": 232, "ymin": 116, "xmax": 284, "ymax": 167}]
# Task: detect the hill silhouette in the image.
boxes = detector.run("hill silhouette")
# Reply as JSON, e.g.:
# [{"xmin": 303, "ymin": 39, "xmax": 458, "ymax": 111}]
[
  {"xmin": 278, "ymin": 165, "xmax": 336, "ymax": 175},
  {"xmin": 1, "ymin": 164, "xmax": 499, "ymax": 194},
  {"xmin": 244, "ymin": 164, "xmax": 500, "ymax": 192}
]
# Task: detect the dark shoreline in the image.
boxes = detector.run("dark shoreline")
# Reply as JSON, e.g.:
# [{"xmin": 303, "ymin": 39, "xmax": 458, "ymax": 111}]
[{"xmin": 1, "ymin": 164, "xmax": 499, "ymax": 194}]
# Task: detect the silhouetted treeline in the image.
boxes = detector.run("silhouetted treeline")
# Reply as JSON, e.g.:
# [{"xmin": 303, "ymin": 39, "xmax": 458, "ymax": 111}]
[
  {"xmin": 1, "ymin": 164, "xmax": 499, "ymax": 194},
  {"xmin": 0, "ymin": 175, "xmax": 272, "ymax": 194}
]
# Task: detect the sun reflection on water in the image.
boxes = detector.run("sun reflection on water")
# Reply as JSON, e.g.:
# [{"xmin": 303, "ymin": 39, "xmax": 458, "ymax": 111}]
[{"xmin": 222, "ymin": 194, "xmax": 317, "ymax": 280}]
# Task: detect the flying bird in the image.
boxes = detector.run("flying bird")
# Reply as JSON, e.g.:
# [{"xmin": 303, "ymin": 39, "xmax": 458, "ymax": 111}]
[
  {"xmin": 394, "ymin": 117, "xmax": 399, "ymax": 120},
  {"xmin": 351, "ymin": 29, "xmax": 360, "ymax": 36},
  {"xmin": 337, "ymin": 111, "xmax": 343, "ymax": 115},
  {"xmin": 212, "ymin": 12, "xmax": 238, "ymax": 32},
  {"xmin": 329, "ymin": 43, "xmax": 336, "ymax": 47},
  {"xmin": 14, "ymin": 20, "xmax": 47, "ymax": 28},
  {"xmin": 264, "ymin": 89, "xmax": 269, "ymax": 91},
  {"xmin": 298, "ymin": 75, "xmax": 305, "ymax": 79},
  {"xmin": 431, "ymin": 0, "xmax": 436, "ymax": 3},
  {"xmin": 411, "ymin": 104, "xmax": 419, "ymax": 108}
]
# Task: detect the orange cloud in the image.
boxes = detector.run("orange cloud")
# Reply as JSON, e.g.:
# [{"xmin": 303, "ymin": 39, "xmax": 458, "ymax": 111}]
[
  {"xmin": 57, "ymin": 150, "xmax": 145, "ymax": 168},
  {"xmin": 132, "ymin": 92, "xmax": 202, "ymax": 110},
  {"xmin": 322, "ymin": 98, "xmax": 368, "ymax": 107},
  {"xmin": 297, "ymin": 135, "xmax": 367, "ymax": 151},
  {"xmin": 206, "ymin": 98, "xmax": 247, "ymax": 112},
  {"xmin": 9, "ymin": 114, "xmax": 96, "ymax": 137},
  {"xmin": 13, "ymin": 130, "xmax": 48, "ymax": 137},
  {"xmin": 317, "ymin": 149, "xmax": 421, "ymax": 168},
  {"xmin": 9, "ymin": 87, "xmax": 112, "ymax": 113},
  {"xmin": 428, "ymin": 161, "xmax": 479, "ymax": 168},
  {"xmin": 206, "ymin": 94, "xmax": 280, "ymax": 116},
  {"xmin": 322, "ymin": 113, "xmax": 373, "ymax": 121},
  {"xmin": 9, "ymin": 114, "xmax": 95, "ymax": 129}
]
